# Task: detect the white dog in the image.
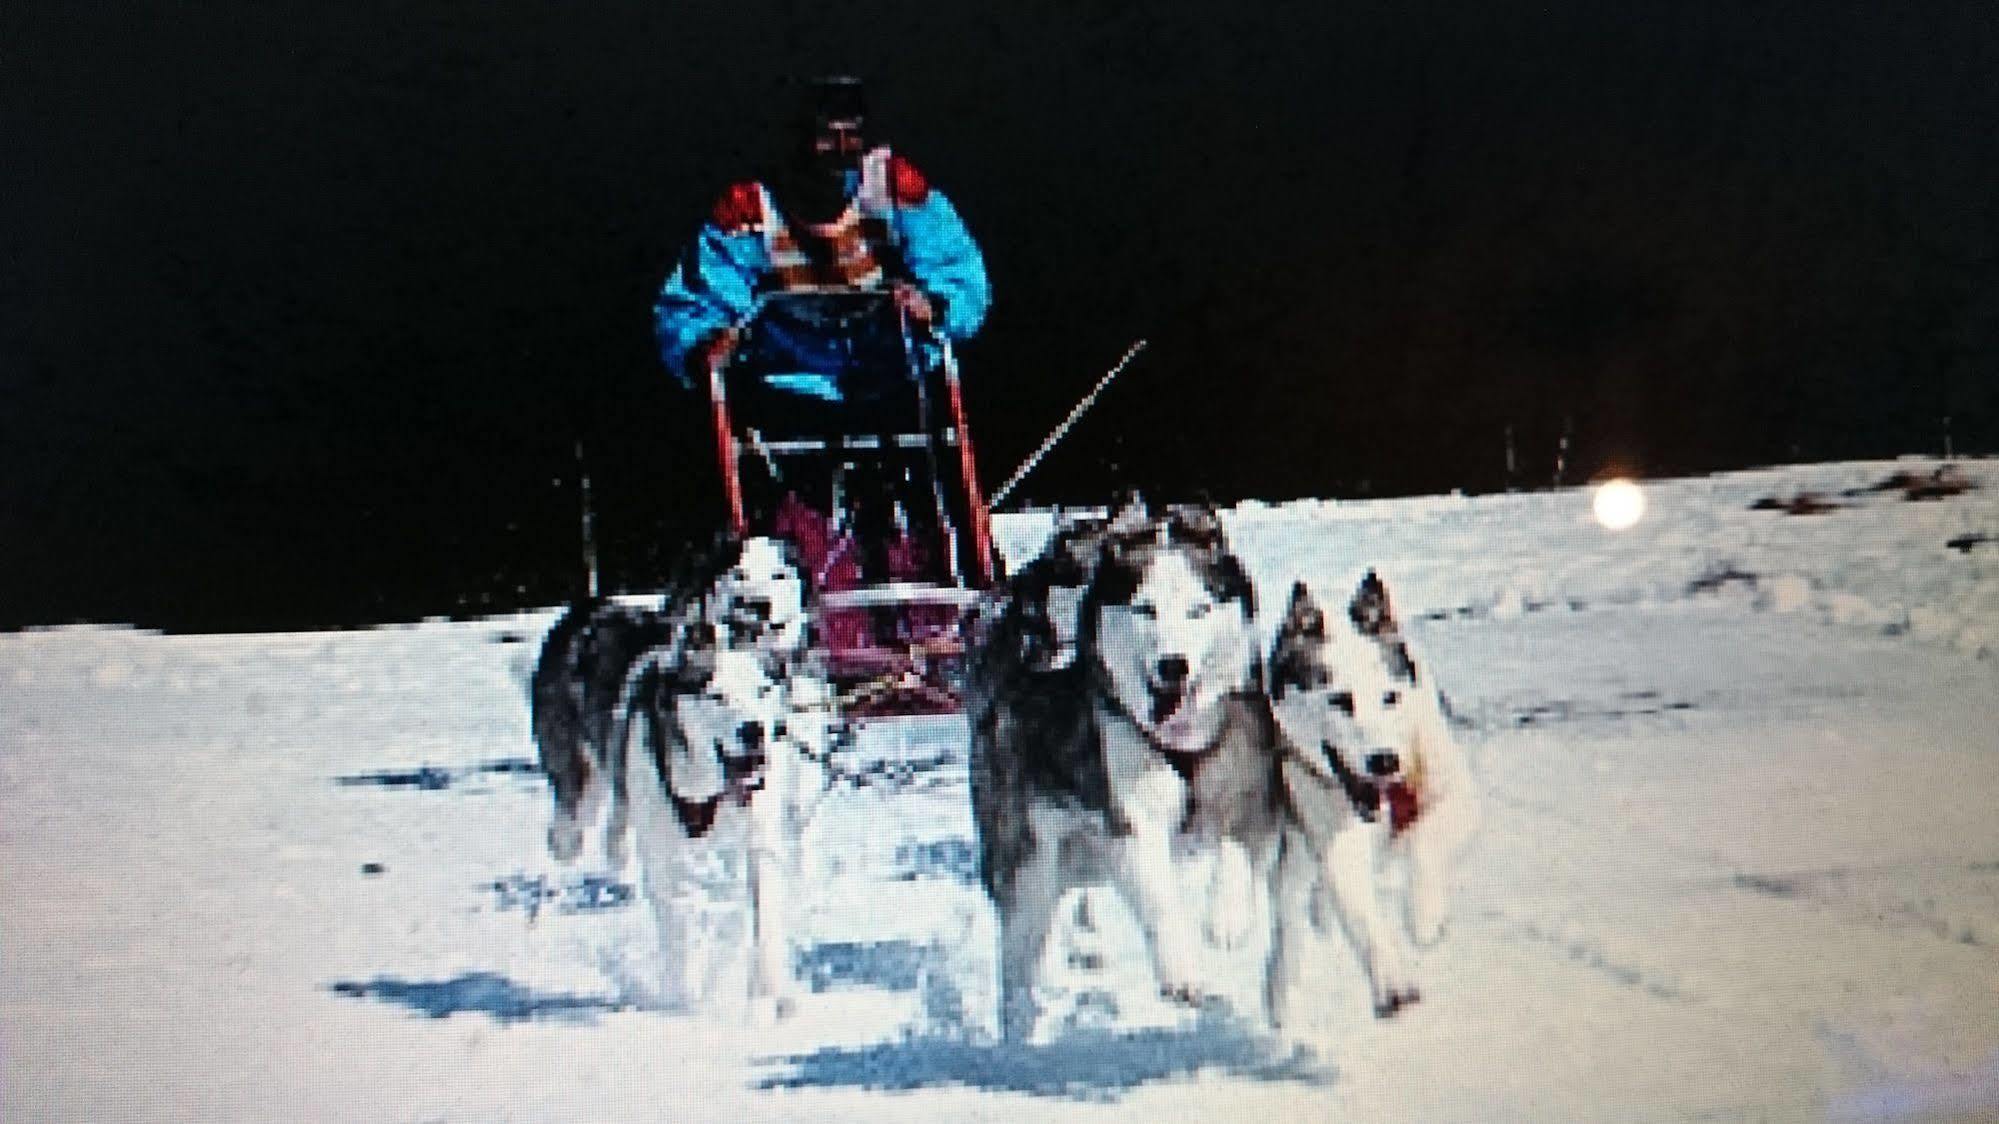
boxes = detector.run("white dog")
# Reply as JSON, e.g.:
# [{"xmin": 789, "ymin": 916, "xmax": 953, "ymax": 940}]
[
  {"xmin": 698, "ymin": 534, "xmax": 809, "ymax": 659},
  {"xmin": 627, "ymin": 639, "xmax": 833, "ymax": 1021},
  {"xmin": 1263, "ymin": 572, "xmax": 1480, "ymax": 1025}
]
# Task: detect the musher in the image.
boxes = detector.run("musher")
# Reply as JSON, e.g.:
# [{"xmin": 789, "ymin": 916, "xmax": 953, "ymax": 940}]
[{"xmin": 652, "ymin": 76, "xmax": 993, "ymax": 624}]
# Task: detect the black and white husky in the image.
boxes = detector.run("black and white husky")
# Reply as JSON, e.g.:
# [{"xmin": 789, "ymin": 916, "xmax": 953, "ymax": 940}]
[
  {"xmin": 530, "ymin": 598, "xmax": 678, "ymax": 865},
  {"xmin": 970, "ymin": 504, "xmax": 1285, "ymax": 1041},
  {"xmin": 625, "ymin": 634, "xmax": 834, "ymax": 1019},
  {"xmin": 1264, "ymin": 572, "xmax": 1481, "ymax": 1025},
  {"xmin": 529, "ymin": 535, "xmax": 810, "ymax": 865}
]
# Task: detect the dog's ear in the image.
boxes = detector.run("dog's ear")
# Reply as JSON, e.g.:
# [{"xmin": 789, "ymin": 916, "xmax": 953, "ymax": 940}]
[
  {"xmin": 1107, "ymin": 493, "xmax": 1151, "ymax": 536},
  {"xmin": 688, "ymin": 620, "xmax": 718, "ymax": 649},
  {"xmin": 1090, "ymin": 535, "xmax": 1143, "ymax": 606},
  {"xmin": 1165, "ymin": 504, "xmax": 1226, "ymax": 552},
  {"xmin": 1348, "ymin": 569, "xmax": 1398, "ymax": 637},
  {"xmin": 1202, "ymin": 551, "xmax": 1255, "ymax": 613},
  {"xmin": 1283, "ymin": 581, "xmax": 1325, "ymax": 639}
]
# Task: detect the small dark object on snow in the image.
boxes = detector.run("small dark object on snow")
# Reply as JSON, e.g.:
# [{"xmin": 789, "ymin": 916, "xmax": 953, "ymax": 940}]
[
  {"xmin": 361, "ymin": 862, "xmax": 385, "ymax": 876},
  {"xmin": 1750, "ymin": 491, "xmax": 1841, "ymax": 515},
  {"xmin": 1903, "ymin": 465, "xmax": 1976, "ymax": 501},
  {"xmin": 1946, "ymin": 532, "xmax": 1992, "ymax": 554},
  {"xmin": 1847, "ymin": 465, "xmax": 1977, "ymax": 501},
  {"xmin": 1688, "ymin": 565, "xmax": 1759, "ymax": 595}
]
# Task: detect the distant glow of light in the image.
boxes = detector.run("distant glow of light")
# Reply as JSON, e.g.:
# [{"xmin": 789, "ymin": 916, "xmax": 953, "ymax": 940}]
[{"xmin": 1593, "ymin": 478, "xmax": 1646, "ymax": 530}]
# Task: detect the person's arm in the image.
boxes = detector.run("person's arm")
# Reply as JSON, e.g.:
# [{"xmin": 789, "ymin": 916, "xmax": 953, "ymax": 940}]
[
  {"xmin": 653, "ymin": 183, "xmax": 767, "ymax": 387},
  {"xmin": 887, "ymin": 156, "xmax": 991, "ymax": 341}
]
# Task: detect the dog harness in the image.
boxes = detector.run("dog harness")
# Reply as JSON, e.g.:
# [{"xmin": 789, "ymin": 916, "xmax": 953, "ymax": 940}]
[
  {"xmin": 668, "ymin": 752, "xmax": 768, "ymax": 839},
  {"xmin": 714, "ymin": 148, "xmax": 927, "ymax": 294}
]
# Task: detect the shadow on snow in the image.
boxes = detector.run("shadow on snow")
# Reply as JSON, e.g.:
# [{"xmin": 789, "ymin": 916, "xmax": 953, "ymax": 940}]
[
  {"xmin": 329, "ymin": 972, "xmax": 625, "ymax": 1025},
  {"xmin": 754, "ymin": 1013, "xmax": 1335, "ymax": 1102},
  {"xmin": 333, "ymin": 757, "xmax": 542, "ymax": 791}
]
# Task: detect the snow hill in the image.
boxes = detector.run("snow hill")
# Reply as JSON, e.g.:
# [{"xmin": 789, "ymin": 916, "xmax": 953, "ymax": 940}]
[{"xmin": 3, "ymin": 457, "xmax": 1996, "ymax": 1122}]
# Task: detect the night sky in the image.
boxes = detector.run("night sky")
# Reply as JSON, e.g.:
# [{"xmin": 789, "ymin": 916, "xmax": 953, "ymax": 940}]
[{"xmin": 7, "ymin": 1, "xmax": 1996, "ymax": 630}]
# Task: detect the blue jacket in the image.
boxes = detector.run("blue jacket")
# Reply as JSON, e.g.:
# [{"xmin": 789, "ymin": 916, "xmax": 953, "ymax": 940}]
[{"xmin": 653, "ymin": 148, "xmax": 991, "ymax": 389}]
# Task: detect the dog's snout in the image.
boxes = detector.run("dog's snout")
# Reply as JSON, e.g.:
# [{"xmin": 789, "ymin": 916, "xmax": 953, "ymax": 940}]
[
  {"xmin": 741, "ymin": 598, "xmax": 772, "ymax": 621},
  {"xmin": 1155, "ymin": 655, "xmax": 1190, "ymax": 687},
  {"xmin": 737, "ymin": 720, "xmax": 766, "ymax": 750},
  {"xmin": 1364, "ymin": 751, "xmax": 1401, "ymax": 777}
]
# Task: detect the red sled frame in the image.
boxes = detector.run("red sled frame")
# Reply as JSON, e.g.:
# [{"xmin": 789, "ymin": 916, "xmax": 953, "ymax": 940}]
[{"xmin": 705, "ymin": 299, "xmax": 995, "ymax": 717}]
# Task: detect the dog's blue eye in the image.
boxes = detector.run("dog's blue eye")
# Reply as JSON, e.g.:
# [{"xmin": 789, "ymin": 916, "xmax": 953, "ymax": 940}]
[
  {"xmin": 1383, "ymin": 690, "xmax": 1402, "ymax": 706},
  {"xmin": 1129, "ymin": 604, "xmax": 1157, "ymax": 619},
  {"xmin": 1329, "ymin": 691, "xmax": 1355, "ymax": 714},
  {"xmin": 1188, "ymin": 602, "xmax": 1212, "ymax": 619}
]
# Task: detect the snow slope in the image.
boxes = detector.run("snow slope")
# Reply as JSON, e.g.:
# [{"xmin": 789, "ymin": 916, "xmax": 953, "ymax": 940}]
[{"xmin": 4, "ymin": 458, "xmax": 1996, "ymax": 1122}]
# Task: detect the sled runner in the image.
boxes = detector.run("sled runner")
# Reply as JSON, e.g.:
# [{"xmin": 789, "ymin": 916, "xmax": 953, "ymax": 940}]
[{"xmin": 703, "ymin": 291, "xmax": 995, "ymax": 718}]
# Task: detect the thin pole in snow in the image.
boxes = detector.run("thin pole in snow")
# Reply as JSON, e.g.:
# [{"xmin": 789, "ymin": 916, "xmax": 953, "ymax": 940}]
[{"xmin": 576, "ymin": 439, "xmax": 599, "ymax": 599}]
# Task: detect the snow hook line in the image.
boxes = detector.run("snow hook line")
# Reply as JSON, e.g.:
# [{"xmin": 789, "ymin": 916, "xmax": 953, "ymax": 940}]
[{"xmin": 990, "ymin": 338, "xmax": 1148, "ymax": 511}]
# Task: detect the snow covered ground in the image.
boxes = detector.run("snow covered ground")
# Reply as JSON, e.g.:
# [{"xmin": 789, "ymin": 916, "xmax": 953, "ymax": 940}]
[{"xmin": 4, "ymin": 457, "xmax": 1997, "ymax": 1122}]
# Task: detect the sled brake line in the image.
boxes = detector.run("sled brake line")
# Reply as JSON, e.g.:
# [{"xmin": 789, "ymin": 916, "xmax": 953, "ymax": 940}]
[{"xmin": 989, "ymin": 338, "xmax": 1148, "ymax": 510}]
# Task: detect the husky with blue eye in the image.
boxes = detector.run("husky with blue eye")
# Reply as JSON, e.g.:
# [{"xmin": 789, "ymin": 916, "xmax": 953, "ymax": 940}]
[
  {"xmin": 1264, "ymin": 572, "xmax": 1481, "ymax": 1024},
  {"xmin": 969, "ymin": 503, "xmax": 1284, "ymax": 1042}
]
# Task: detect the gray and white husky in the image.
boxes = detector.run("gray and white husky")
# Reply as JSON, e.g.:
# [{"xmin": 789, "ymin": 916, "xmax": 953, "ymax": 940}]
[
  {"xmin": 1264, "ymin": 572, "xmax": 1481, "ymax": 1025},
  {"xmin": 530, "ymin": 598, "xmax": 679, "ymax": 865},
  {"xmin": 970, "ymin": 504, "xmax": 1285, "ymax": 1041},
  {"xmin": 528, "ymin": 534, "xmax": 809, "ymax": 866},
  {"xmin": 625, "ymin": 636, "xmax": 834, "ymax": 1019}
]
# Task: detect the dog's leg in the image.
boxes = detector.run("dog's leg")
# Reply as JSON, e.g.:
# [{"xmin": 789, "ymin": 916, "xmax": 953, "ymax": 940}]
[
  {"xmin": 1405, "ymin": 712, "xmax": 1481, "ymax": 948},
  {"xmin": 1104, "ymin": 734, "xmax": 1204, "ymax": 1005},
  {"xmin": 996, "ymin": 829, "xmax": 1065, "ymax": 1044},
  {"xmin": 1322, "ymin": 819, "xmax": 1418, "ymax": 1018},
  {"xmin": 1262, "ymin": 825, "xmax": 1318, "ymax": 1035},
  {"xmin": 746, "ymin": 757, "xmax": 797, "ymax": 1023},
  {"xmin": 1110, "ymin": 826, "xmax": 1205, "ymax": 1005},
  {"xmin": 1404, "ymin": 790, "xmax": 1478, "ymax": 947},
  {"xmin": 603, "ymin": 729, "xmax": 631, "ymax": 869},
  {"xmin": 554, "ymin": 759, "xmax": 607, "ymax": 865},
  {"xmin": 1205, "ymin": 837, "xmax": 1257, "ymax": 951},
  {"xmin": 632, "ymin": 808, "xmax": 697, "ymax": 1011}
]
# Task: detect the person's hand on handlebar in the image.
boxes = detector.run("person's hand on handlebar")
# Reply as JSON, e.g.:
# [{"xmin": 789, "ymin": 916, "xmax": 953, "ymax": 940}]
[
  {"xmin": 691, "ymin": 326, "xmax": 741, "ymax": 380},
  {"xmin": 891, "ymin": 282, "xmax": 936, "ymax": 328}
]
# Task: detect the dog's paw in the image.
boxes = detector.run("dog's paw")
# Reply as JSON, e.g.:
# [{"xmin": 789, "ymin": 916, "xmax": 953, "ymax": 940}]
[
  {"xmin": 1409, "ymin": 882, "xmax": 1450, "ymax": 946},
  {"xmin": 1153, "ymin": 937, "xmax": 1208, "ymax": 1008},
  {"xmin": 547, "ymin": 821, "xmax": 583, "ymax": 864},
  {"xmin": 1204, "ymin": 887, "xmax": 1257, "ymax": 951},
  {"xmin": 1159, "ymin": 979, "xmax": 1211, "ymax": 1008}
]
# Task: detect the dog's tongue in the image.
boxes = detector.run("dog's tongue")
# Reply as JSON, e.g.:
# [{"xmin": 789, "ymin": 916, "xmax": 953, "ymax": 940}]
[{"xmin": 1385, "ymin": 782, "xmax": 1420, "ymax": 835}]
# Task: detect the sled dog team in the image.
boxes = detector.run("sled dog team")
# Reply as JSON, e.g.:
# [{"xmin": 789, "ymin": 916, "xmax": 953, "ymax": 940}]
[{"xmin": 530, "ymin": 502, "xmax": 1480, "ymax": 1040}]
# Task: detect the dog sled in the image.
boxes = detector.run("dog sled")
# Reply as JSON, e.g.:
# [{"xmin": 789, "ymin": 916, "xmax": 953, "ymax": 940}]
[{"xmin": 704, "ymin": 290, "xmax": 996, "ymax": 719}]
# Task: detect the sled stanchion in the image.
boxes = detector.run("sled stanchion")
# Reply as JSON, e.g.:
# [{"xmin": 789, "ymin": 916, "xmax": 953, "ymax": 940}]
[
  {"xmin": 709, "ymin": 356, "xmax": 747, "ymax": 536},
  {"xmin": 989, "ymin": 338, "xmax": 1147, "ymax": 511},
  {"xmin": 942, "ymin": 344, "xmax": 995, "ymax": 586}
]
